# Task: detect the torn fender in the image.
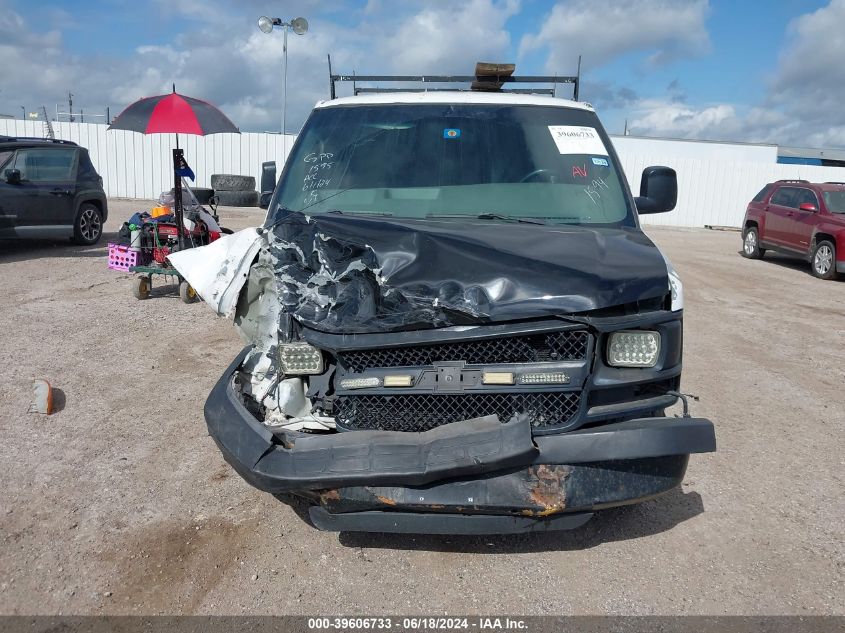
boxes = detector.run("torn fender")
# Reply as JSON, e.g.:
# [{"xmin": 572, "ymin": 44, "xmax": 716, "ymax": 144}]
[{"xmin": 167, "ymin": 228, "xmax": 265, "ymax": 317}]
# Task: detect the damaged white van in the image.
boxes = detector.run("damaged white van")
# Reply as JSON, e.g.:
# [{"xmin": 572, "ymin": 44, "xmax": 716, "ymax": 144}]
[{"xmin": 173, "ymin": 70, "xmax": 715, "ymax": 534}]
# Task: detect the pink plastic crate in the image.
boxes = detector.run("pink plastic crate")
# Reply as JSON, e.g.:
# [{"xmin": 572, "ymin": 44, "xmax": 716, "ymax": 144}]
[{"xmin": 107, "ymin": 243, "xmax": 144, "ymax": 271}]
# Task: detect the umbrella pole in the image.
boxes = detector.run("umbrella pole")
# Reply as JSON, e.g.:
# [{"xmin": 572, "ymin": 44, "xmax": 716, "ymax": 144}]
[{"xmin": 173, "ymin": 147, "xmax": 185, "ymax": 251}]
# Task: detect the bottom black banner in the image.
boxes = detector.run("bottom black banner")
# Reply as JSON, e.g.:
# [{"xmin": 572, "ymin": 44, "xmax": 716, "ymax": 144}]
[{"xmin": 0, "ymin": 616, "xmax": 842, "ymax": 633}]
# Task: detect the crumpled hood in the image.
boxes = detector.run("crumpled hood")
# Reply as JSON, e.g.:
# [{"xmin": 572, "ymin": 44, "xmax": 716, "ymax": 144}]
[{"xmin": 266, "ymin": 211, "xmax": 670, "ymax": 333}]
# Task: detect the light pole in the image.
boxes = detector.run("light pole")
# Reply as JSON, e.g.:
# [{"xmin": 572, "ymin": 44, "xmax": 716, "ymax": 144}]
[{"xmin": 258, "ymin": 15, "xmax": 308, "ymax": 152}]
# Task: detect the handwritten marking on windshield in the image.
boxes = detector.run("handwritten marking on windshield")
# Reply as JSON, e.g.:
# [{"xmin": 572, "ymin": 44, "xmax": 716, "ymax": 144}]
[
  {"xmin": 583, "ymin": 177, "xmax": 610, "ymax": 206},
  {"xmin": 572, "ymin": 164, "xmax": 588, "ymax": 178},
  {"xmin": 304, "ymin": 152, "xmax": 334, "ymax": 163},
  {"xmin": 301, "ymin": 151, "xmax": 335, "ymax": 205}
]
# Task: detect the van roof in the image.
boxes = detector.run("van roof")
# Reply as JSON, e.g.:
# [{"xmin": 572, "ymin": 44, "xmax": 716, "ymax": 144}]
[{"xmin": 314, "ymin": 91, "xmax": 594, "ymax": 112}]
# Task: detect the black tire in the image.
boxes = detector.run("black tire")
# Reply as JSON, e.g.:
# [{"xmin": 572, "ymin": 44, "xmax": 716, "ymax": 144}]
[
  {"xmin": 73, "ymin": 203, "xmax": 103, "ymax": 245},
  {"xmin": 179, "ymin": 280, "xmax": 198, "ymax": 303},
  {"xmin": 131, "ymin": 276, "xmax": 150, "ymax": 300},
  {"xmin": 213, "ymin": 190, "xmax": 259, "ymax": 207},
  {"xmin": 811, "ymin": 240, "xmax": 838, "ymax": 280},
  {"xmin": 191, "ymin": 187, "xmax": 214, "ymax": 204},
  {"xmin": 741, "ymin": 226, "xmax": 765, "ymax": 259},
  {"xmin": 210, "ymin": 174, "xmax": 255, "ymax": 191}
]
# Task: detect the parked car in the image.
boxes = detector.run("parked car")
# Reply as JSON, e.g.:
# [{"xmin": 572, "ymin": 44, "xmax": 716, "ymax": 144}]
[
  {"xmin": 0, "ymin": 136, "xmax": 108, "ymax": 244},
  {"xmin": 741, "ymin": 179, "xmax": 845, "ymax": 280},
  {"xmin": 172, "ymin": 81, "xmax": 716, "ymax": 534}
]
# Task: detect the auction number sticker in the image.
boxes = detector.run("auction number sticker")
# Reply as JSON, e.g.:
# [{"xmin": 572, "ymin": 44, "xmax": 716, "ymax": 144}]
[{"xmin": 548, "ymin": 125, "xmax": 608, "ymax": 156}]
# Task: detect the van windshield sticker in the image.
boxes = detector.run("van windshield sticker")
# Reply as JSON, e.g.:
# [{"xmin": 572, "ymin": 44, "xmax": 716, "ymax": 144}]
[
  {"xmin": 592, "ymin": 157, "xmax": 609, "ymax": 167},
  {"xmin": 443, "ymin": 128, "xmax": 461, "ymax": 139},
  {"xmin": 548, "ymin": 126, "xmax": 608, "ymax": 156}
]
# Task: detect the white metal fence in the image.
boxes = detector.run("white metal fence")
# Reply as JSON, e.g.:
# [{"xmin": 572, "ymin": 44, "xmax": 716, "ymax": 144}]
[
  {"xmin": 616, "ymin": 152, "xmax": 845, "ymax": 228},
  {"xmin": 0, "ymin": 119, "xmax": 295, "ymax": 201},
  {"xmin": 3, "ymin": 119, "xmax": 843, "ymax": 228}
]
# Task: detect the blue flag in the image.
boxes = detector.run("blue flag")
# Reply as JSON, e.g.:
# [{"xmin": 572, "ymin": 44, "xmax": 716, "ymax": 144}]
[{"xmin": 174, "ymin": 154, "xmax": 195, "ymax": 181}]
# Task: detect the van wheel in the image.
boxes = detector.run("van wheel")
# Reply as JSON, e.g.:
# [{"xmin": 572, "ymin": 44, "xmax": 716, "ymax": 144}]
[
  {"xmin": 73, "ymin": 203, "xmax": 103, "ymax": 245},
  {"xmin": 742, "ymin": 227, "xmax": 764, "ymax": 259},
  {"xmin": 811, "ymin": 240, "xmax": 838, "ymax": 280}
]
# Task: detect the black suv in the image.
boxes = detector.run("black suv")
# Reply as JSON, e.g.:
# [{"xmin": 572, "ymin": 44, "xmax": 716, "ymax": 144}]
[{"xmin": 0, "ymin": 136, "xmax": 108, "ymax": 244}]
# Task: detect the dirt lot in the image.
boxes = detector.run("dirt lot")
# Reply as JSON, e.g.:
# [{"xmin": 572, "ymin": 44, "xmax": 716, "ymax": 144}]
[{"xmin": 0, "ymin": 199, "xmax": 842, "ymax": 616}]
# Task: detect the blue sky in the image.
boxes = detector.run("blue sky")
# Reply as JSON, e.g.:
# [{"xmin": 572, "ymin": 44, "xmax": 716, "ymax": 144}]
[{"xmin": 2, "ymin": 0, "xmax": 843, "ymax": 147}]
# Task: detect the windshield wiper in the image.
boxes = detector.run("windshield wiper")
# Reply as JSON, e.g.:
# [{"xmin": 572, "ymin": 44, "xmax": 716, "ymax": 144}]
[
  {"xmin": 324, "ymin": 209, "xmax": 393, "ymax": 216},
  {"xmin": 427, "ymin": 213, "xmax": 545, "ymax": 225}
]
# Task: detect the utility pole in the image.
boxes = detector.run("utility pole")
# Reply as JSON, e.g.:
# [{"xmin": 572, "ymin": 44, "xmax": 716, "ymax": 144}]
[{"xmin": 68, "ymin": 92, "xmax": 74, "ymax": 122}]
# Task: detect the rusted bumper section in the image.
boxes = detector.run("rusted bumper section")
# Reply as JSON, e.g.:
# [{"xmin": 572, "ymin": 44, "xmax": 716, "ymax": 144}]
[
  {"xmin": 306, "ymin": 455, "xmax": 689, "ymax": 533},
  {"xmin": 205, "ymin": 349, "xmax": 715, "ymax": 533}
]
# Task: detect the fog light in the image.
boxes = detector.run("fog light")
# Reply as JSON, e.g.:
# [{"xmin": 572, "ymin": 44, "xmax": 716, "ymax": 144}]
[
  {"xmin": 279, "ymin": 342, "xmax": 323, "ymax": 375},
  {"xmin": 340, "ymin": 377, "xmax": 381, "ymax": 389},
  {"xmin": 482, "ymin": 371, "xmax": 515, "ymax": 385},
  {"xmin": 607, "ymin": 331, "xmax": 660, "ymax": 367},
  {"xmin": 519, "ymin": 372, "xmax": 570, "ymax": 384},
  {"xmin": 383, "ymin": 374, "xmax": 413, "ymax": 387}
]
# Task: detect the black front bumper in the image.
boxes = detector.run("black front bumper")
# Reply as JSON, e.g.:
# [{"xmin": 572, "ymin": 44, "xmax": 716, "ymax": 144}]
[{"xmin": 205, "ymin": 349, "xmax": 716, "ymax": 533}]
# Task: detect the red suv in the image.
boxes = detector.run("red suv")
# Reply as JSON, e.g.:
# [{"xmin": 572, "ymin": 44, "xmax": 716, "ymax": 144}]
[{"xmin": 741, "ymin": 179, "xmax": 845, "ymax": 280}]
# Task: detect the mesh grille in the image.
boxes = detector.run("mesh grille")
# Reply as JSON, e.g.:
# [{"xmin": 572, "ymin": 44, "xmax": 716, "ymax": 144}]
[
  {"xmin": 338, "ymin": 330, "xmax": 589, "ymax": 373},
  {"xmin": 334, "ymin": 392, "xmax": 581, "ymax": 432}
]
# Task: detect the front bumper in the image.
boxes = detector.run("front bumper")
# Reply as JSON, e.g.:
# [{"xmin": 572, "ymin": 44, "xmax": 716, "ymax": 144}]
[{"xmin": 205, "ymin": 349, "xmax": 716, "ymax": 533}]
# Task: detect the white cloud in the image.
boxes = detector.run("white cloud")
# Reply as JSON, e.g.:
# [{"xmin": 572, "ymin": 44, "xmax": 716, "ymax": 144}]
[
  {"xmin": 0, "ymin": 0, "xmax": 520, "ymax": 132},
  {"xmin": 769, "ymin": 0, "xmax": 845, "ymax": 127},
  {"xmin": 379, "ymin": 0, "xmax": 519, "ymax": 73},
  {"xmin": 628, "ymin": 101, "xmax": 737, "ymax": 138},
  {"xmin": 520, "ymin": 0, "xmax": 710, "ymax": 72},
  {"xmin": 624, "ymin": 0, "xmax": 845, "ymax": 148}
]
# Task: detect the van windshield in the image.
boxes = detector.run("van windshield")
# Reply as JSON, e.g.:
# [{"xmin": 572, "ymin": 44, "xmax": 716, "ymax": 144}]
[{"xmin": 269, "ymin": 103, "xmax": 634, "ymax": 227}]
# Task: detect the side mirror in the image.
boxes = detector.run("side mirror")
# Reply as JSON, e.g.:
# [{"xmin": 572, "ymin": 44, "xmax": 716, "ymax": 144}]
[
  {"xmin": 635, "ymin": 166, "xmax": 677, "ymax": 214},
  {"xmin": 259, "ymin": 161, "xmax": 277, "ymax": 210},
  {"xmin": 798, "ymin": 202, "xmax": 817, "ymax": 212},
  {"xmin": 4, "ymin": 169, "xmax": 21, "ymax": 184}
]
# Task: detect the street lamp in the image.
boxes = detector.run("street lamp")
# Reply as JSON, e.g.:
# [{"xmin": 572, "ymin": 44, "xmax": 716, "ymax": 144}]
[{"xmin": 257, "ymin": 15, "xmax": 308, "ymax": 145}]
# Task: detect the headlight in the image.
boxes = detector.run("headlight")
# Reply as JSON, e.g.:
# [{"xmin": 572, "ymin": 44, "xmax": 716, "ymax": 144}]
[
  {"xmin": 279, "ymin": 342, "xmax": 323, "ymax": 375},
  {"xmin": 607, "ymin": 331, "xmax": 660, "ymax": 367}
]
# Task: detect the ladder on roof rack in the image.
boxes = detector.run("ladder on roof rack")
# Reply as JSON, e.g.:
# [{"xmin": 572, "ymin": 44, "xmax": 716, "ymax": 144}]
[{"xmin": 327, "ymin": 58, "xmax": 581, "ymax": 101}]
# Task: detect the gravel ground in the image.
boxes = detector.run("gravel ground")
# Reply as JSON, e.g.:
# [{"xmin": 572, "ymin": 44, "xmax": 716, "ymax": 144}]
[{"xmin": 0, "ymin": 199, "xmax": 842, "ymax": 616}]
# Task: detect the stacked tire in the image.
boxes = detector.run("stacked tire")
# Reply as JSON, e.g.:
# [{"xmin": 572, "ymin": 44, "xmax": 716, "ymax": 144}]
[{"xmin": 210, "ymin": 174, "xmax": 259, "ymax": 207}]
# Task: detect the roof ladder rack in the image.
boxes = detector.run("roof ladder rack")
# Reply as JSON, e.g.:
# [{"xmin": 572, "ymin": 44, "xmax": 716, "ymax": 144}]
[{"xmin": 327, "ymin": 58, "xmax": 581, "ymax": 101}]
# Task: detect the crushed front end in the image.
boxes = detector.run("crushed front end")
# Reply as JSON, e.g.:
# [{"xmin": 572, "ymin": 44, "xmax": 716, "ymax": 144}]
[{"xmin": 180, "ymin": 211, "xmax": 715, "ymax": 534}]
